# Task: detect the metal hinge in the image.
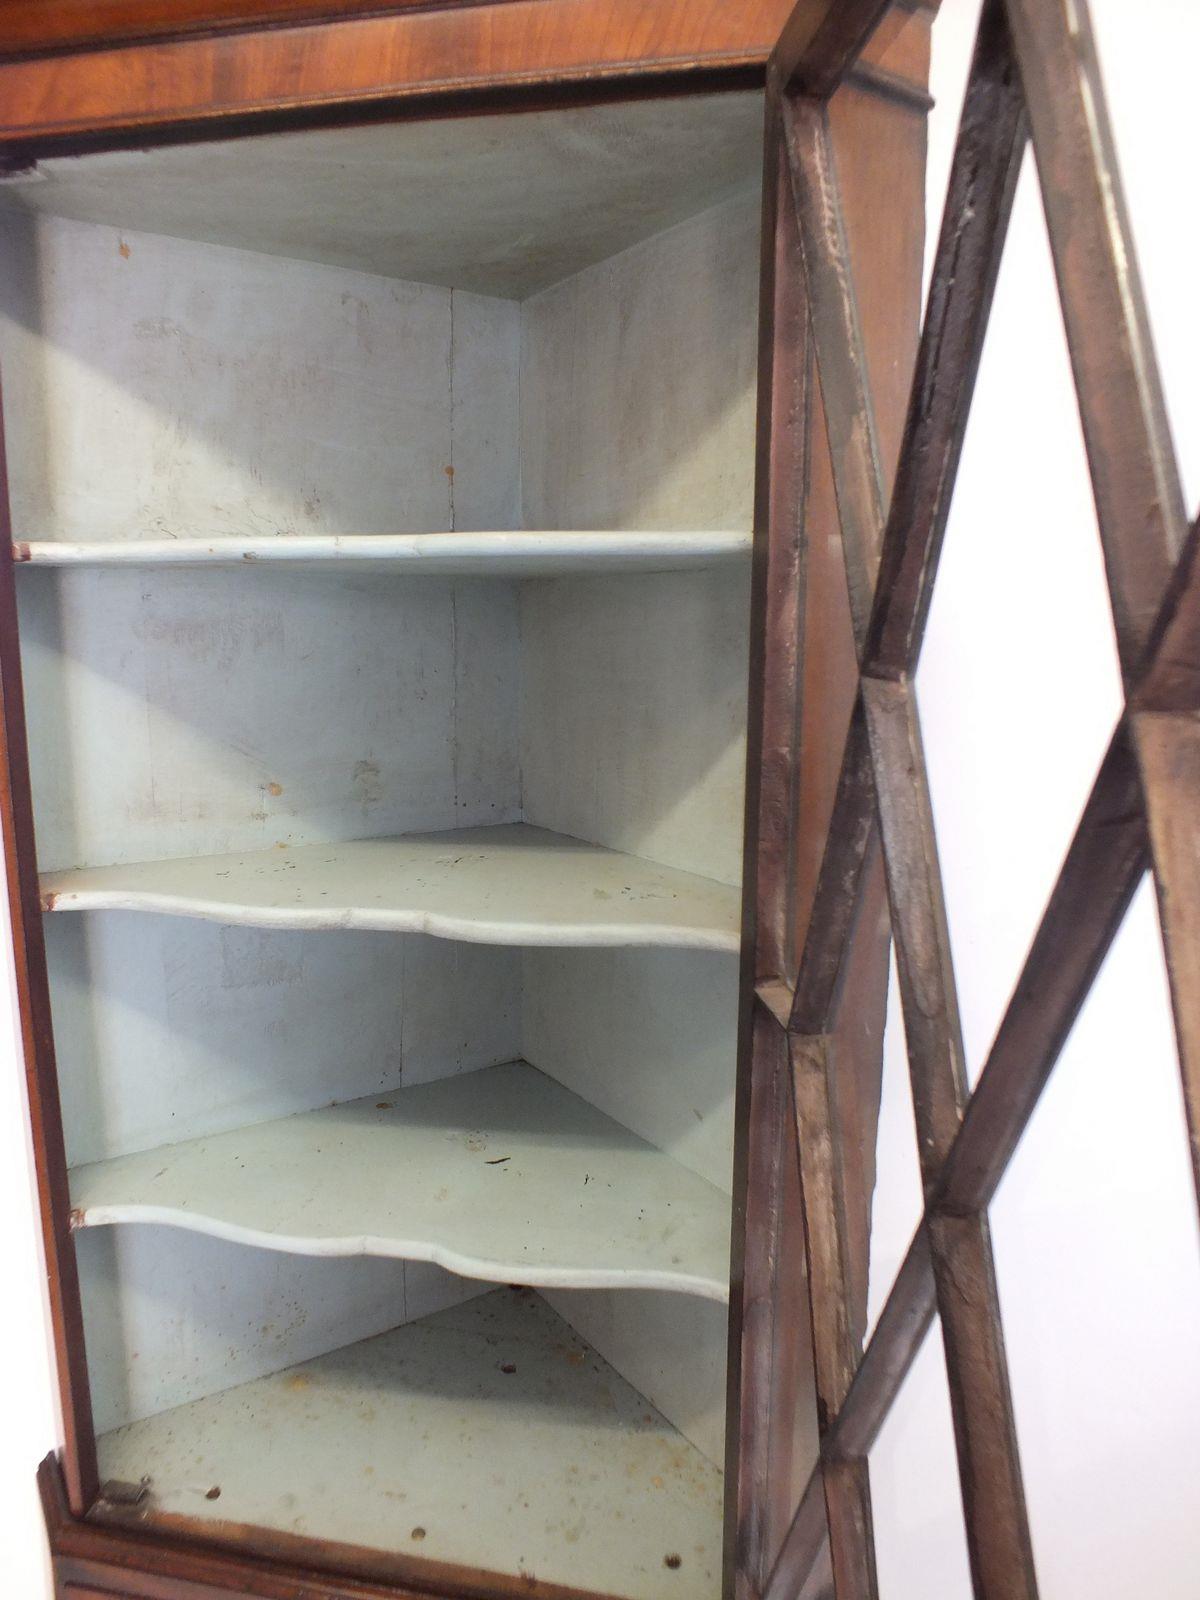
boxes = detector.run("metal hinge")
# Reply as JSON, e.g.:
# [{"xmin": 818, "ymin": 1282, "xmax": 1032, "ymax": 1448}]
[{"xmin": 98, "ymin": 1475, "xmax": 151, "ymax": 1508}]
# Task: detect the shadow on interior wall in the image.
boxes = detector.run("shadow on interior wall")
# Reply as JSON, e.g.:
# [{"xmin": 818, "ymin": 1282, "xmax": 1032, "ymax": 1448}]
[
  {"xmin": 0, "ymin": 177, "xmax": 761, "ymax": 545},
  {"xmin": 519, "ymin": 564, "xmax": 752, "ymax": 887},
  {"xmin": 17, "ymin": 561, "xmax": 525, "ymax": 868},
  {"xmin": 74, "ymin": 1221, "xmax": 437, "ymax": 1436},
  {"xmin": 44, "ymin": 910, "xmax": 524, "ymax": 1168},
  {"xmin": 521, "ymin": 944, "xmax": 738, "ymax": 1187}
]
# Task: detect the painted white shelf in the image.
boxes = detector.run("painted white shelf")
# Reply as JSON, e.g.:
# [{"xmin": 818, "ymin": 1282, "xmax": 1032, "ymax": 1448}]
[
  {"xmin": 14, "ymin": 529, "xmax": 751, "ymax": 576},
  {"xmin": 39, "ymin": 823, "xmax": 741, "ymax": 950},
  {"xmin": 70, "ymin": 1059, "xmax": 730, "ymax": 1301},
  {"xmin": 96, "ymin": 1288, "xmax": 724, "ymax": 1600}
]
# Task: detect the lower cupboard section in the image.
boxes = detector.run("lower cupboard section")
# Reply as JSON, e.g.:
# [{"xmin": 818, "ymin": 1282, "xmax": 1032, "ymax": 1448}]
[{"xmin": 93, "ymin": 1287, "xmax": 724, "ymax": 1600}]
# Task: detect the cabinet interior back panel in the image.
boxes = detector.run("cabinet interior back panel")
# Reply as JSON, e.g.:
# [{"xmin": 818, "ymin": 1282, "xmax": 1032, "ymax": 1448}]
[
  {"xmin": 0, "ymin": 213, "xmax": 522, "ymax": 541},
  {"xmin": 50, "ymin": 918, "xmax": 522, "ymax": 1168},
  {"xmin": 78, "ymin": 1225, "xmax": 488, "ymax": 1434},
  {"xmin": 19, "ymin": 567, "xmax": 522, "ymax": 871}
]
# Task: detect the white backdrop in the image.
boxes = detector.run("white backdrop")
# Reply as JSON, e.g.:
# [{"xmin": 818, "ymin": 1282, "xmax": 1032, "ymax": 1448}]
[
  {"xmin": 1, "ymin": 3, "xmax": 1197, "ymax": 1595},
  {"xmin": 867, "ymin": 2, "xmax": 1200, "ymax": 1596}
]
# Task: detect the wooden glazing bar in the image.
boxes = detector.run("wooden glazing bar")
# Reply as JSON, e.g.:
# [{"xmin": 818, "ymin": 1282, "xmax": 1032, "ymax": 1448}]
[
  {"xmin": 756, "ymin": 977, "xmax": 796, "ymax": 1032},
  {"xmin": 764, "ymin": 1464, "xmax": 827, "ymax": 1600},
  {"xmin": 828, "ymin": 1222, "xmax": 935, "ymax": 1461},
  {"xmin": 791, "ymin": 1035, "xmax": 866, "ymax": 1422},
  {"xmin": 937, "ymin": 723, "xmax": 1147, "ymax": 1213},
  {"xmin": 1131, "ymin": 518, "xmax": 1200, "ymax": 1217},
  {"xmin": 780, "ymin": 10, "xmax": 1192, "ymax": 1597},
  {"xmin": 860, "ymin": 677, "xmax": 968, "ymax": 1162},
  {"xmin": 1004, "ymin": 0, "xmax": 1187, "ymax": 679},
  {"xmin": 787, "ymin": 102, "xmax": 1039, "ymax": 1600},
  {"xmin": 769, "ymin": 1092, "xmax": 1020, "ymax": 1596},
  {"xmin": 864, "ymin": 0, "xmax": 1027, "ymax": 678},
  {"xmin": 927, "ymin": 1211, "xmax": 1036, "ymax": 1600},
  {"xmin": 771, "ymin": 0, "xmax": 891, "ymax": 99},
  {"xmin": 749, "ymin": 105, "xmax": 811, "ymax": 983},
  {"xmin": 730, "ymin": 1010, "xmax": 793, "ymax": 1600},
  {"xmin": 937, "ymin": 521, "xmax": 1200, "ymax": 1219},
  {"xmin": 1134, "ymin": 712, "xmax": 1200, "ymax": 1213},
  {"xmin": 832, "ymin": 566, "xmax": 1194, "ymax": 1513},
  {"xmin": 790, "ymin": 1033, "xmax": 880, "ymax": 1600},
  {"xmin": 862, "ymin": 671, "xmax": 1038, "ymax": 1600},
  {"xmin": 728, "ymin": 94, "xmax": 813, "ymax": 1599},
  {"xmin": 822, "ymin": 1458, "xmax": 879, "ymax": 1600},
  {"xmin": 865, "ymin": 686, "xmax": 1039, "ymax": 1599},
  {"xmin": 763, "ymin": 1225, "xmax": 936, "ymax": 1600},
  {"xmin": 1132, "ymin": 516, "xmax": 1200, "ymax": 716},
  {"xmin": 789, "ymin": 696, "xmax": 877, "ymax": 1030},
  {"xmin": 782, "ymin": 93, "xmax": 885, "ymax": 647}
]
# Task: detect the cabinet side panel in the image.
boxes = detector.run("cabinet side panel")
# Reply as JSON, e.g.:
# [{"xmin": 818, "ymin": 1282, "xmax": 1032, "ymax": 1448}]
[
  {"xmin": 519, "ymin": 567, "xmax": 749, "ymax": 884},
  {"xmin": 543, "ymin": 1287, "xmax": 729, "ymax": 1468},
  {"xmin": 518, "ymin": 189, "xmax": 761, "ymax": 1492},
  {"xmin": 789, "ymin": 70, "xmax": 930, "ymax": 1348},
  {"xmin": 518, "ymin": 189, "xmax": 758, "ymax": 883},
  {"xmin": 727, "ymin": 39, "xmax": 933, "ymax": 1591},
  {"xmin": 520, "ymin": 187, "xmax": 759, "ymax": 537},
  {"xmin": 521, "ymin": 947, "xmax": 736, "ymax": 1192}
]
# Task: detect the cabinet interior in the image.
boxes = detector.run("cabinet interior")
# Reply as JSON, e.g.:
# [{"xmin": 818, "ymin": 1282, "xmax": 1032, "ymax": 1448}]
[{"xmin": 1, "ymin": 89, "xmax": 763, "ymax": 1600}]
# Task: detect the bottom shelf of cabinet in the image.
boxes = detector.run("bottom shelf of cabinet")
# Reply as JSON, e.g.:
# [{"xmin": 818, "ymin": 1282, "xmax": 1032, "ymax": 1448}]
[{"xmin": 94, "ymin": 1286, "xmax": 724, "ymax": 1600}]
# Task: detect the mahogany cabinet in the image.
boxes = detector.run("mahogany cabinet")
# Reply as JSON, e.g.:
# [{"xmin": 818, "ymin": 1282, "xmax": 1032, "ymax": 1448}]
[{"xmin": 0, "ymin": 4, "xmax": 937, "ymax": 1598}]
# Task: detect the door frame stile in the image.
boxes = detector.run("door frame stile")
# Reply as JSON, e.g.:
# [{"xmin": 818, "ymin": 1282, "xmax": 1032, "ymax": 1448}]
[
  {"xmin": 726, "ymin": 81, "xmax": 813, "ymax": 1600},
  {"xmin": 750, "ymin": 0, "xmax": 1198, "ymax": 1596}
]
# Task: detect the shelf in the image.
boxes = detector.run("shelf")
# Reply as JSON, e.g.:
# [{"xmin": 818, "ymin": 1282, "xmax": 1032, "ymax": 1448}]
[
  {"xmin": 14, "ymin": 530, "xmax": 751, "ymax": 577},
  {"xmin": 70, "ymin": 1059, "xmax": 730, "ymax": 1301},
  {"xmin": 96, "ymin": 1287, "xmax": 724, "ymax": 1600},
  {"xmin": 39, "ymin": 824, "xmax": 741, "ymax": 950}
]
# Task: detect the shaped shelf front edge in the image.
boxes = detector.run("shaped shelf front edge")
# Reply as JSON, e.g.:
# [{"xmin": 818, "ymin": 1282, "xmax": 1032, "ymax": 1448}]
[
  {"xmin": 15, "ymin": 529, "xmax": 752, "ymax": 577},
  {"xmin": 39, "ymin": 823, "xmax": 742, "ymax": 951}
]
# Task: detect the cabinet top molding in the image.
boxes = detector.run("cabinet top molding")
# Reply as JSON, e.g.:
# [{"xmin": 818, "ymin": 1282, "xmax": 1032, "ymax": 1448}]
[
  {"xmin": 1, "ymin": 1, "xmax": 520, "ymax": 60},
  {"xmin": 0, "ymin": 0, "xmax": 932, "ymax": 155}
]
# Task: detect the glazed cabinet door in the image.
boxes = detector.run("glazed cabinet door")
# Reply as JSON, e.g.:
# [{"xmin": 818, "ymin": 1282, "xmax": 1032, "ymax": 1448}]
[
  {"xmin": 731, "ymin": 1, "xmax": 1197, "ymax": 1600},
  {"xmin": 726, "ymin": 3, "xmax": 934, "ymax": 1597}
]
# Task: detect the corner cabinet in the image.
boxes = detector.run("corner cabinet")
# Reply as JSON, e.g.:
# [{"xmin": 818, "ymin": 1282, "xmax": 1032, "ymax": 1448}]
[{"xmin": 0, "ymin": 4, "xmax": 933, "ymax": 1598}]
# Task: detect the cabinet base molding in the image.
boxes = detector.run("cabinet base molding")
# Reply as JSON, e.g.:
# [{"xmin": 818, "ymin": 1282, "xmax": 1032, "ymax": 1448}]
[{"xmin": 41, "ymin": 1454, "xmax": 604, "ymax": 1600}]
